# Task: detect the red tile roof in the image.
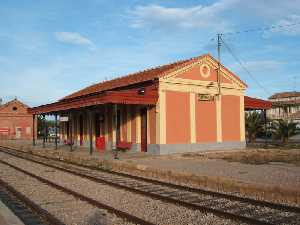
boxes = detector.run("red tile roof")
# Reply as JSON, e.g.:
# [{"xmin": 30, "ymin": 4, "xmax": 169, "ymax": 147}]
[
  {"xmin": 244, "ymin": 96, "xmax": 272, "ymax": 110},
  {"xmin": 62, "ymin": 57, "xmax": 194, "ymax": 100},
  {"xmin": 62, "ymin": 54, "xmax": 247, "ymax": 101}
]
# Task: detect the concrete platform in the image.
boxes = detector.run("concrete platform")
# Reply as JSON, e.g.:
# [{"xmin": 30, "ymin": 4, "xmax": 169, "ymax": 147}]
[{"xmin": 0, "ymin": 200, "xmax": 25, "ymax": 225}]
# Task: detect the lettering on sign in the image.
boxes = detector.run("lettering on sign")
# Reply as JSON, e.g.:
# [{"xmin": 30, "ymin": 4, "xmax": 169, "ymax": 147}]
[
  {"xmin": 197, "ymin": 94, "xmax": 215, "ymax": 101},
  {"xmin": 59, "ymin": 116, "xmax": 69, "ymax": 122}
]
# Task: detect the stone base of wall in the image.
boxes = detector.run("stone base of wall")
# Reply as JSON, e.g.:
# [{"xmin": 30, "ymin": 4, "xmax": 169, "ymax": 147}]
[
  {"xmin": 73, "ymin": 140, "xmax": 246, "ymax": 155},
  {"xmin": 148, "ymin": 141, "xmax": 246, "ymax": 155}
]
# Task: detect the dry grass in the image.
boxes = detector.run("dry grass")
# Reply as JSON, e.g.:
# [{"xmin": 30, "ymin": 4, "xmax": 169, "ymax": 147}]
[{"xmin": 208, "ymin": 149, "xmax": 300, "ymax": 166}]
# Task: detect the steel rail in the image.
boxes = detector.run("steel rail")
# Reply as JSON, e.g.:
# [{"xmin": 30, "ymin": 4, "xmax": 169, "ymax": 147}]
[
  {"xmin": 0, "ymin": 178, "xmax": 65, "ymax": 225},
  {"xmin": 0, "ymin": 159, "xmax": 155, "ymax": 225},
  {"xmin": 1, "ymin": 147, "xmax": 298, "ymax": 225},
  {"xmin": 1, "ymin": 146, "xmax": 299, "ymax": 213}
]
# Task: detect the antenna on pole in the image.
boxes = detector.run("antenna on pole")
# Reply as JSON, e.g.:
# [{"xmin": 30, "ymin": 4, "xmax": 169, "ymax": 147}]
[{"xmin": 217, "ymin": 33, "xmax": 222, "ymax": 95}]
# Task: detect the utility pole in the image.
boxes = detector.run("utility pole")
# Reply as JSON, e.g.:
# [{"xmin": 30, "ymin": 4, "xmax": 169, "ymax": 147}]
[{"xmin": 217, "ymin": 33, "xmax": 222, "ymax": 95}]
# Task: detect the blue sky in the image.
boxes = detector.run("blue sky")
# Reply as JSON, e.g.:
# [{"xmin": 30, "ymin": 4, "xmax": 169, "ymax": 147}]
[{"xmin": 1, "ymin": 0, "xmax": 300, "ymax": 106}]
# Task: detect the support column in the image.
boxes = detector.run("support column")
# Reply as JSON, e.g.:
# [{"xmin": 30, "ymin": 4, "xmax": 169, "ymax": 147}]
[
  {"xmin": 69, "ymin": 111, "xmax": 73, "ymax": 151},
  {"xmin": 190, "ymin": 93, "xmax": 196, "ymax": 143},
  {"xmin": 55, "ymin": 114, "xmax": 58, "ymax": 150},
  {"xmin": 32, "ymin": 114, "xmax": 36, "ymax": 146},
  {"xmin": 264, "ymin": 109, "xmax": 267, "ymax": 145},
  {"xmin": 43, "ymin": 114, "xmax": 46, "ymax": 148},
  {"xmin": 88, "ymin": 110, "xmax": 93, "ymax": 155},
  {"xmin": 113, "ymin": 104, "xmax": 118, "ymax": 149}
]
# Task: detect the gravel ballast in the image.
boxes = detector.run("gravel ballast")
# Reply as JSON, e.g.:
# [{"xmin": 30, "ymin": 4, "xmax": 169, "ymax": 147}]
[{"xmin": 0, "ymin": 152, "xmax": 246, "ymax": 225}]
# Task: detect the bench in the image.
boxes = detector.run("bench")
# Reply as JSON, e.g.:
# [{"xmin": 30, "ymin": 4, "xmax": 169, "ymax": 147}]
[{"xmin": 116, "ymin": 141, "xmax": 132, "ymax": 151}]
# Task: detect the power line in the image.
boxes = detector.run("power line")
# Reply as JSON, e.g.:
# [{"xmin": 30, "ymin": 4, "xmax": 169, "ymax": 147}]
[
  {"xmin": 220, "ymin": 37, "xmax": 271, "ymax": 96},
  {"xmin": 211, "ymin": 21, "xmax": 300, "ymax": 40}
]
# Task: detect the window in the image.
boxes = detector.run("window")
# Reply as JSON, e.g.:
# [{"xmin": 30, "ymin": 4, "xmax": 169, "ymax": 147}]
[{"xmin": 12, "ymin": 106, "xmax": 17, "ymax": 111}]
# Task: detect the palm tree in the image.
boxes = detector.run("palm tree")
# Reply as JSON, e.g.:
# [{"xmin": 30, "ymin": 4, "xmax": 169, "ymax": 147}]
[
  {"xmin": 245, "ymin": 111, "xmax": 264, "ymax": 143},
  {"xmin": 271, "ymin": 119, "xmax": 299, "ymax": 144}
]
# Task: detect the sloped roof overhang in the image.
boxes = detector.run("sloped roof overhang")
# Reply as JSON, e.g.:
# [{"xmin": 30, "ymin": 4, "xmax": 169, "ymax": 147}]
[
  {"xmin": 28, "ymin": 86, "xmax": 158, "ymax": 115},
  {"xmin": 244, "ymin": 96, "xmax": 272, "ymax": 110}
]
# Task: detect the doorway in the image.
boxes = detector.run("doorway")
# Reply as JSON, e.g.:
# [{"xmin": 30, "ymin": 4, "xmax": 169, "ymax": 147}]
[
  {"xmin": 15, "ymin": 127, "xmax": 22, "ymax": 139},
  {"xmin": 140, "ymin": 108, "xmax": 147, "ymax": 152}
]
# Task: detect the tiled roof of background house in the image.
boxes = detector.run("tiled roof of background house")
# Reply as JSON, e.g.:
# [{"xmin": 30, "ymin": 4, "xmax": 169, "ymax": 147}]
[{"xmin": 269, "ymin": 91, "xmax": 300, "ymax": 99}]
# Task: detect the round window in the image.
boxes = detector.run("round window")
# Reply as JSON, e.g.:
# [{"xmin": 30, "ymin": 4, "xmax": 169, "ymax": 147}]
[
  {"xmin": 200, "ymin": 64, "xmax": 211, "ymax": 78},
  {"xmin": 12, "ymin": 107, "xmax": 18, "ymax": 111}
]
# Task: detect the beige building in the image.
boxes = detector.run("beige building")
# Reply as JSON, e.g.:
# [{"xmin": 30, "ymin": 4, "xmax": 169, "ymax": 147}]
[{"xmin": 267, "ymin": 91, "xmax": 300, "ymax": 123}]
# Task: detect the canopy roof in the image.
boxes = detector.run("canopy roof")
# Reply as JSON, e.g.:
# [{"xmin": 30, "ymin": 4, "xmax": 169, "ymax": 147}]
[
  {"xmin": 244, "ymin": 96, "xmax": 272, "ymax": 110},
  {"xmin": 28, "ymin": 86, "xmax": 158, "ymax": 114}
]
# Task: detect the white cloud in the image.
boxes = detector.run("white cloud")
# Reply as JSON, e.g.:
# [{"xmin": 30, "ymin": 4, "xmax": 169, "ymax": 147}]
[
  {"xmin": 229, "ymin": 60, "xmax": 283, "ymax": 75},
  {"xmin": 54, "ymin": 32, "xmax": 94, "ymax": 46},
  {"xmin": 269, "ymin": 15, "xmax": 300, "ymax": 36},
  {"xmin": 129, "ymin": 0, "xmax": 238, "ymax": 32}
]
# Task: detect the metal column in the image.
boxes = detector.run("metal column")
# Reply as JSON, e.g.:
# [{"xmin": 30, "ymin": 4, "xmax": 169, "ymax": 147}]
[
  {"xmin": 43, "ymin": 114, "xmax": 46, "ymax": 148},
  {"xmin": 88, "ymin": 110, "xmax": 93, "ymax": 155},
  {"xmin": 32, "ymin": 114, "xmax": 36, "ymax": 146},
  {"xmin": 55, "ymin": 114, "xmax": 58, "ymax": 150},
  {"xmin": 69, "ymin": 112, "xmax": 73, "ymax": 151},
  {"xmin": 264, "ymin": 109, "xmax": 267, "ymax": 145}
]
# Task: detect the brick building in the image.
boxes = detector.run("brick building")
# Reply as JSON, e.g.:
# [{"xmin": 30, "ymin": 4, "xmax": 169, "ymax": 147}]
[
  {"xmin": 0, "ymin": 99, "xmax": 34, "ymax": 140},
  {"xmin": 29, "ymin": 54, "xmax": 248, "ymax": 154}
]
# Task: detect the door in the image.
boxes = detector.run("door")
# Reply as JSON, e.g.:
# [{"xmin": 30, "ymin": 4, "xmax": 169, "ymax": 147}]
[
  {"xmin": 140, "ymin": 108, "xmax": 147, "ymax": 152},
  {"xmin": 15, "ymin": 127, "xmax": 22, "ymax": 139}
]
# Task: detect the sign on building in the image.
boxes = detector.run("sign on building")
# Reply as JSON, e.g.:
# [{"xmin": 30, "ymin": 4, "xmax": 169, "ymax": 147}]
[
  {"xmin": 59, "ymin": 116, "xmax": 69, "ymax": 122},
  {"xmin": 197, "ymin": 94, "xmax": 215, "ymax": 101}
]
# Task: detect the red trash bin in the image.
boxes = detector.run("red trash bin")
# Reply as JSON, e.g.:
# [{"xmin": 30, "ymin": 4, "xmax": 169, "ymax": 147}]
[{"xmin": 96, "ymin": 136, "xmax": 105, "ymax": 151}]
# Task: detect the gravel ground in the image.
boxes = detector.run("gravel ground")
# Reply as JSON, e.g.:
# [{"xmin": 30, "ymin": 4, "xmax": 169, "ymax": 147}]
[
  {"xmin": 0, "ymin": 163, "xmax": 135, "ymax": 225},
  {"xmin": 3, "ymin": 140, "xmax": 299, "ymax": 189},
  {"xmin": 0, "ymin": 152, "xmax": 245, "ymax": 225},
  {"xmin": 2, "ymin": 152, "xmax": 300, "ymax": 225},
  {"xmin": 126, "ymin": 155, "xmax": 300, "ymax": 189}
]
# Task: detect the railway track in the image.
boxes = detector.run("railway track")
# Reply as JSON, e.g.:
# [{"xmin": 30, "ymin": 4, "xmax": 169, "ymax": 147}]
[
  {"xmin": 0, "ymin": 178, "xmax": 64, "ymax": 225},
  {"xmin": 0, "ymin": 152, "xmax": 155, "ymax": 225},
  {"xmin": 0, "ymin": 146, "xmax": 300, "ymax": 225}
]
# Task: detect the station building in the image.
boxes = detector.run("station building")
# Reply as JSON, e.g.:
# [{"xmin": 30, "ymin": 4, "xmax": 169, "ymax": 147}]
[
  {"xmin": 0, "ymin": 99, "xmax": 35, "ymax": 140},
  {"xmin": 29, "ymin": 54, "xmax": 248, "ymax": 154}
]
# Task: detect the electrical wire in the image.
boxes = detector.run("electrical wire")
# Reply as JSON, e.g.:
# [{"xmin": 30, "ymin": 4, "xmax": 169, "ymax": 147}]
[
  {"xmin": 211, "ymin": 21, "xmax": 300, "ymax": 40},
  {"xmin": 220, "ymin": 37, "xmax": 271, "ymax": 96}
]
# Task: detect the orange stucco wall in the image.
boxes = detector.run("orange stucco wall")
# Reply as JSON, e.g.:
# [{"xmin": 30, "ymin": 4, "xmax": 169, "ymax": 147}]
[
  {"xmin": 166, "ymin": 91, "xmax": 190, "ymax": 144},
  {"xmin": 175, "ymin": 64, "xmax": 232, "ymax": 84},
  {"xmin": 221, "ymin": 95, "xmax": 241, "ymax": 141},
  {"xmin": 195, "ymin": 98, "xmax": 217, "ymax": 143}
]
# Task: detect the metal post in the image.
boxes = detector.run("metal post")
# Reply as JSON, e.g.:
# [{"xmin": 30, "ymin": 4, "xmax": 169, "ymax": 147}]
[
  {"xmin": 89, "ymin": 110, "xmax": 93, "ymax": 155},
  {"xmin": 69, "ymin": 112, "xmax": 73, "ymax": 151},
  {"xmin": 264, "ymin": 109, "xmax": 267, "ymax": 146},
  {"xmin": 43, "ymin": 114, "xmax": 46, "ymax": 148},
  {"xmin": 217, "ymin": 33, "xmax": 222, "ymax": 96},
  {"xmin": 55, "ymin": 114, "xmax": 58, "ymax": 150},
  {"xmin": 32, "ymin": 114, "xmax": 36, "ymax": 146},
  {"xmin": 114, "ymin": 104, "xmax": 119, "ymax": 159}
]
